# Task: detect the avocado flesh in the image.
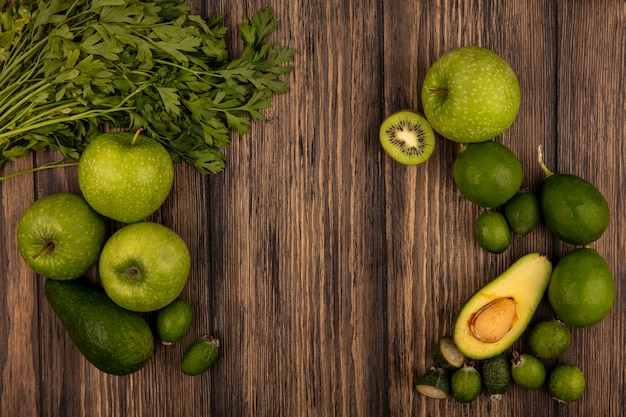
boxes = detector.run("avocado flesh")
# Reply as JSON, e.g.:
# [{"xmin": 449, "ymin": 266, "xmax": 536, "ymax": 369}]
[
  {"xmin": 44, "ymin": 279, "xmax": 154, "ymax": 375},
  {"xmin": 453, "ymin": 253, "xmax": 552, "ymax": 360}
]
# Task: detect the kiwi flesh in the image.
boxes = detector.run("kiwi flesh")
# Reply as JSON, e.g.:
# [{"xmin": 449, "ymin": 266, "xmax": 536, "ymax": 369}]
[{"xmin": 379, "ymin": 110, "xmax": 436, "ymax": 165}]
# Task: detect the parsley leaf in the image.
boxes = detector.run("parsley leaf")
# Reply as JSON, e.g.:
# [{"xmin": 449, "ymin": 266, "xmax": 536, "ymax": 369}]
[{"xmin": 0, "ymin": 0, "xmax": 293, "ymax": 177}]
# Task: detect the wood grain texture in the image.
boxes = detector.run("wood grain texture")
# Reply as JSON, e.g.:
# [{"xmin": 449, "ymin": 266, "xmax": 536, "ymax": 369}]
[{"xmin": 0, "ymin": 1, "xmax": 624, "ymax": 416}]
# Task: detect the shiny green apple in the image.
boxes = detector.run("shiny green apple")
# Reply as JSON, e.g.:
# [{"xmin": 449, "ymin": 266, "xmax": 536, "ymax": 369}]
[
  {"xmin": 421, "ymin": 46, "xmax": 521, "ymax": 143},
  {"xmin": 17, "ymin": 192, "xmax": 107, "ymax": 280},
  {"xmin": 78, "ymin": 130, "xmax": 174, "ymax": 223},
  {"xmin": 99, "ymin": 222, "xmax": 191, "ymax": 312}
]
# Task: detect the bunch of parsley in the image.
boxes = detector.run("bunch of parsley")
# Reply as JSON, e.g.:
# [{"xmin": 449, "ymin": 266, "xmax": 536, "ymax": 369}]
[{"xmin": 0, "ymin": 0, "xmax": 293, "ymax": 176}]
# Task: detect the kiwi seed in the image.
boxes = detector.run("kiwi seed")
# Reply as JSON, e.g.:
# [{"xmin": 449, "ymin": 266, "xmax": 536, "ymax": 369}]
[{"xmin": 379, "ymin": 110, "xmax": 436, "ymax": 165}]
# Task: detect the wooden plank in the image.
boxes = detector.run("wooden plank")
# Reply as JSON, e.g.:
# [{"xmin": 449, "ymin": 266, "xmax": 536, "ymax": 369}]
[
  {"xmin": 204, "ymin": 0, "xmax": 387, "ymax": 415},
  {"xmin": 0, "ymin": 155, "xmax": 39, "ymax": 417},
  {"xmin": 0, "ymin": 0, "xmax": 624, "ymax": 416},
  {"xmin": 554, "ymin": 1, "xmax": 626, "ymax": 416},
  {"xmin": 381, "ymin": 1, "xmax": 558, "ymax": 415}
]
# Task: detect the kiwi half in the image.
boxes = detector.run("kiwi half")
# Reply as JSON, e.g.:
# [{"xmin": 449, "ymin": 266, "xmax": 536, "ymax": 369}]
[{"xmin": 379, "ymin": 110, "xmax": 436, "ymax": 165}]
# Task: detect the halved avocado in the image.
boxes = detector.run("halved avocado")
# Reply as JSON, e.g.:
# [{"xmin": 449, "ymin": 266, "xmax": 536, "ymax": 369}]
[{"xmin": 453, "ymin": 253, "xmax": 552, "ymax": 360}]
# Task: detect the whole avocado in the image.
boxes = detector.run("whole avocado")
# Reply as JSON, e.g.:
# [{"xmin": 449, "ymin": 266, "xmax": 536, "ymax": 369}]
[{"xmin": 44, "ymin": 279, "xmax": 154, "ymax": 375}]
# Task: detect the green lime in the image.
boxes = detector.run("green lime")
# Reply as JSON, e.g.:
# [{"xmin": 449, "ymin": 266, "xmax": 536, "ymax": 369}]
[
  {"xmin": 474, "ymin": 210, "xmax": 511, "ymax": 254},
  {"xmin": 450, "ymin": 363, "xmax": 482, "ymax": 403},
  {"xmin": 156, "ymin": 298, "xmax": 193, "ymax": 344},
  {"xmin": 548, "ymin": 248, "xmax": 615, "ymax": 327},
  {"xmin": 453, "ymin": 141, "xmax": 523, "ymax": 208},
  {"xmin": 510, "ymin": 351, "xmax": 546, "ymax": 389},
  {"xmin": 538, "ymin": 146, "xmax": 610, "ymax": 245},
  {"xmin": 548, "ymin": 364, "xmax": 585, "ymax": 402},
  {"xmin": 504, "ymin": 191, "xmax": 541, "ymax": 235},
  {"xmin": 528, "ymin": 319, "xmax": 571, "ymax": 359}
]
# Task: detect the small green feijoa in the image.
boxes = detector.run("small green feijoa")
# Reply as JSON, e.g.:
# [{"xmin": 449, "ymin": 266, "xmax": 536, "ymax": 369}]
[
  {"xmin": 156, "ymin": 298, "xmax": 193, "ymax": 345},
  {"xmin": 450, "ymin": 363, "xmax": 482, "ymax": 403},
  {"xmin": 529, "ymin": 319, "xmax": 571, "ymax": 359},
  {"xmin": 548, "ymin": 364, "xmax": 585, "ymax": 402},
  {"xmin": 504, "ymin": 191, "xmax": 541, "ymax": 235},
  {"xmin": 510, "ymin": 351, "xmax": 546, "ymax": 389},
  {"xmin": 181, "ymin": 335, "xmax": 220, "ymax": 376}
]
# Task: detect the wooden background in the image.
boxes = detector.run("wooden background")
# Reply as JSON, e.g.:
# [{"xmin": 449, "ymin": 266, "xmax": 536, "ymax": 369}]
[{"xmin": 1, "ymin": 0, "xmax": 624, "ymax": 416}]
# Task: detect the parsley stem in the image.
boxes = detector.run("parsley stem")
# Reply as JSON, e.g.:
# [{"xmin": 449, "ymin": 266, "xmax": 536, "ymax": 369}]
[
  {"xmin": 0, "ymin": 79, "xmax": 50, "ymax": 128},
  {"xmin": 0, "ymin": 107, "xmax": 132, "ymax": 142},
  {"xmin": 0, "ymin": 159, "xmax": 79, "ymax": 181}
]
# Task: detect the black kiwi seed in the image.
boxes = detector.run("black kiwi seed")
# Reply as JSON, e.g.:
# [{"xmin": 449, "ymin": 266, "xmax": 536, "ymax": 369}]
[{"xmin": 379, "ymin": 110, "xmax": 436, "ymax": 165}]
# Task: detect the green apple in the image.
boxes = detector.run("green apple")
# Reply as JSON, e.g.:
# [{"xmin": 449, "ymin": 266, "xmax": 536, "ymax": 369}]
[
  {"xmin": 78, "ymin": 130, "xmax": 174, "ymax": 223},
  {"xmin": 17, "ymin": 192, "xmax": 107, "ymax": 280},
  {"xmin": 99, "ymin": 222, "xmax": 191, "ymax": 312},
  {"xmin": 421, "ymin": 46, "xmax": 520, "ymax": 143}
]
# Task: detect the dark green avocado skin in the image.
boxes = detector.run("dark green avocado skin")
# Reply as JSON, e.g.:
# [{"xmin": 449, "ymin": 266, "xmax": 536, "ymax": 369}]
[{"xmin": 44, "ymin": 279, "xmax": 154, "ymax": 376}]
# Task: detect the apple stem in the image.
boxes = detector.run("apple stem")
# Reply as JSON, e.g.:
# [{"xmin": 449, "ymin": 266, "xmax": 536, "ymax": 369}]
[
  {"xmin": 131, "ymin": 128, "xmax": 144, "ymax": 146},
  {"xmin": 537, "ymin": 145, "xmax": 554, "ymax": 178},
  {"xmin": 31, "ymin": 241, "xmax": 55, "ymax": 260},
  {"xmin": 125, "ymin": 267, "xmax": 142, "ymax": 280}
]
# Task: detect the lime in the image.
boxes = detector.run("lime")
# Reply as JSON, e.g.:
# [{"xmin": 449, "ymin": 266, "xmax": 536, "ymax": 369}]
[
  {"xmin": 510, "ymin": 351, "xmax": 546, "ymax": 389},
  {"xmin": 450, "ymin": 363, "xmax": 482, "ymax": 403},
  {"xmin": 548, "ymin": 364, "xmax": 585, "ymax": 402},
  {"xmin": 156, "ymin": 298, "xmax": 193, "ymax": 344},
  {"xmin": 548, "ymin": 248, "xmax": 615, "ymax": 327},
  {"xmin": 474, "ymin": 210, "xmax": 511, "ymax": 254},
  {"xmin": 528, "ymin": 319, "xmax": 571, "ymax": 359},
  {"xmin": 453, "ymin": 141, "xmax": 523, "ymax": 207},
  {"xmin": 504, "ymin": 191, "xmax": 541, "ymax": 235}
]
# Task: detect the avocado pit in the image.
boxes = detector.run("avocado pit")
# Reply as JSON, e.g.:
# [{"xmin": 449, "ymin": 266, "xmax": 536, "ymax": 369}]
[{"xmin": 469, "ymin": 297, "xmax": 516, "ymax": 343}]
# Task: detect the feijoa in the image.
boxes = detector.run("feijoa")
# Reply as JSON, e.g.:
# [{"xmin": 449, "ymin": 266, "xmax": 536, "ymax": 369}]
[
  {"xmin": 549, "ymin": 364, "xmax": 585, "ymax": 402},
  {"xmin": 450, "ymin": 363, "xmax": 482, "ymax": 403},
  {"xmin": 453, "ymin": 141, "xmax": 523, "ymax": 208},
  {"xmin": 433, "ymin": 335, "xmax": 465, "ymax": 371},
  {"xmin": 504, "ymin": 191, "xmax": 541, "ymax": 235},
  {"xmin": 528, "ymin": 319, "xmax": 571, "ymax": 359},
  {"xmin": 482, "ymin": 353, "xmax": 511, "ymax": 401},
  {"xmin": 538, "ymin": 146, "xmax": 609, "ymax": 245},
  {"xmin": 415, "ymin": 367, "xmax": 451, "ymax": 399},
  {"xmin": 510, "ymin": 351, "xmax": 546, "ymax": 389},
  {"xmin": 474, "ymin": 210, "xmax": 511, "ymax": 254},
  {"xmin": 156, "ymin": 298, "xmax": 193, "ymax": 345},
  {"xmin": 181, "ymin": 335, "xmax": 220, "ymax": 376}
]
